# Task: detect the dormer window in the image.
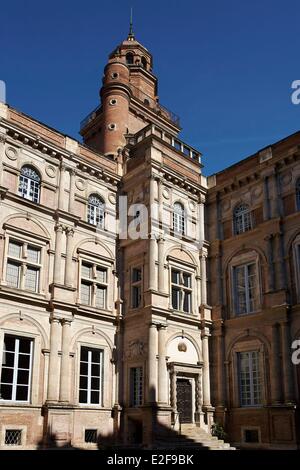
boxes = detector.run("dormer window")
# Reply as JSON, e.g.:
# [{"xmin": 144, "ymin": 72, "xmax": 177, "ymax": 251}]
[{"xmin": 126, "ymin": 53, "xmax": 134, "ymax": 65}]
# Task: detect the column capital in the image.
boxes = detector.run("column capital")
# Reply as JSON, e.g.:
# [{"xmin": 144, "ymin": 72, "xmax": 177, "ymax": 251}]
[
  {"xmin": 67, "ymin": 167, "xmax": 77, "ymax": 176},
  {"xmin": 49, "ymin": 316, "xmax": 61, "ymax": 325},
  {"xmin": 198, "ymin": 193, "xmax": 206, "ymax": 204},
  {"xmin": 200, "ymin": 247, "xmax": 208, "ymax": 258},
  {"xmin": 157, "ymin": 323, "xmax": 167, "ymax": 331},
  {"xmin": 65, "ymin": 227, "xmax": 74, "ymax": 237},
  {"xmin": 61, "ymin": 318, "xmax": 73, "ymax": 326},
  {"xmin": 55, "ymin": 223, "xmax": 64, "ymax": 233},
  {"xmin": 0, "ymin": 134, "xmax": 7, "ymax": 143}
]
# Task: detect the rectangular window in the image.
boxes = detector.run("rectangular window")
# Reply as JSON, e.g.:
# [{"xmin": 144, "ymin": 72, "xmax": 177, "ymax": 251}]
[
  {"xmin": 130, "ymin": 367, "xmax": 143, "ymax": 407},
  {"xmin": 0, "ymin": 335, "xmax": 33, "ymax": 402},
  {"xmin": 233, "ymin": 263, "xmax": 258, "ymax": 315},
  {"xmin": 80, "ymin": 262, "xmax": 108, "ymax": 309},
  {"xmin": 171, "ymin": 269, "xmax": 192, "ymax": 313},
  {"xmin": 79, "ymin": 347, "xmax": 103, "ymax": 405},
  {"xmin": 131, "ymin": 268, "xmax": 142, "ymax": 309},
  {"xmin": 238, "ymin": 351, "xmax": 261, "ymax": 407},
  {"xmin": 6, "ymin": 240, "xmax": 41, "ymax": 293}
]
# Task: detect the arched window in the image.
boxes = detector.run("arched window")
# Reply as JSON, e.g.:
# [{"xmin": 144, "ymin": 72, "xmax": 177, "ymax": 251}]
[
  {"xmin": 87, "ymin": 194, "xmax": 105, "ymax": 228},
  {"xmin": 173, "ymin": 202, "xmax": 185, "ymax": 235},
  {"xmin": 233, "ymin": 203, "xmax": 252, "ymax": 235},
  {"xmin": 18, "ymin": 165, "xmax": 41, "ymax": 203},
  {"xmin": 126, "ymin": 53, "xmax": 134, "ymax": 65},
  {"xmin": 296, "ymin": 178, "xmax": 300, "ymax": 211}
]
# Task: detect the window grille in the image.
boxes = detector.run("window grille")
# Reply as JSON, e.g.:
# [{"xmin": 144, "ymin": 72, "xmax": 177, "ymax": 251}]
[{"xmin": 5, "ymin": 429, "xmax": 22, "ymax": 446}]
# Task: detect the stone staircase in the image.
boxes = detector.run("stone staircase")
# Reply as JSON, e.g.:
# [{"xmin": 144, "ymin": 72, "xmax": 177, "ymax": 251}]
[{"xmin": 154, "ymin": 423, "xmax": 236, "ymax": 450}]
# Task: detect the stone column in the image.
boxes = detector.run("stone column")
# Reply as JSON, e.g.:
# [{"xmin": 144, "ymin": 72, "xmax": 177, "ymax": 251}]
[
  {"xmin": 158, "ymin": 325, "xmax": 168, "ymax": 404},
  {"xmin": 148, "ymin": 235, "xmax": 157, "ymax": 291},
  {"xmin": 157, "ymin": 177, "xmax": 163, "ymax": 226},
  {"xmin": 148, "ymin": 323, "xmax": 157, "ymax": 403},
  {"xmin": 59, "ymin": 319, "xmax": 72, "ymax": 402},
  {"xmin": 200, "ymin": 249, "xmax": 208, "ymax": 306},
  {"xmin": 157, "ymin": 237, "xmax": 165, "ymax": 293},
  {"xmin": 270, "ymin": 323, "xmax": 281, "ymax": 404},
  {"xmin": 281, "ymin": 321, "xmax": 295, "ymax": 404},
  {"xmin": 149, "ymin": 175, "xmax": 159, "ymax": 233},
  {"xmin": 68, "ymin": 169, "xmax": 76, "ymax": 214},
  {"xmin": 202, "ymin": 326, "xmax": 211, "ymax": 407},
  {"xmin": 54, "ymin": 224, "xmax": 64, "ymax": 284},
  {"xmin": 58, "ymin": 164, "xmax": 65, "ymax": 210},
  {"xmin": 64, "ymin": 228, "xmax": 74, "ymax": 287},
  {"xmin": 47, "ymin": 317, "xmax": 61, "ymax": 402},
  {"xmin": 198, "ymin": 194, "xmax": 205, "ymax": 243}
]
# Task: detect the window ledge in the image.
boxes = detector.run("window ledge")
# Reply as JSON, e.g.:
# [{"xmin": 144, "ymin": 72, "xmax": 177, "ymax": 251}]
[{"xmin": 0, "ymin": 284, "xmax": 48, "ymax": 301}]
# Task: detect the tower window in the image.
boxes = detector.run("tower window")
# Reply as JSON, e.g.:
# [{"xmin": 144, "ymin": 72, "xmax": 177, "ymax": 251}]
[
  {"xmin": 126, "ymin": 53, "xmax": 134, "ymax": 65},
  {"xmin": 141, "ymin": 57, "xmax": 147, "ymax": 69},
  {"xmin": 144, "ymin": 99, "xmax": 150, "ymax": 106},
  {"xmin": 109, "ymin": 99, "xmax": 117, "ymax": 106},
  {"xmin": 108, "ymin": 123, "xmax": 116, "ymax": 131}
]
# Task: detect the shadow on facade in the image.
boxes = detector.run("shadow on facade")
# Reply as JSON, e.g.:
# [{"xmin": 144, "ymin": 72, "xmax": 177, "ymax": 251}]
[{"xmin": 37, "ymin": 388, "xmax": 221, "ymax": 450}]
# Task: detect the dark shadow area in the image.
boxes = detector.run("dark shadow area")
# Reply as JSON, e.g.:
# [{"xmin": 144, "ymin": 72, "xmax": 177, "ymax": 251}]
[{"xmin": 37, "ymin": 388, "xmax": 234, "ymax": 450}]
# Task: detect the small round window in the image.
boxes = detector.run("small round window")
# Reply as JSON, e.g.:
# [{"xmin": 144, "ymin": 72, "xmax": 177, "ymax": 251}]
[
  {"xmin": 109, "ymin": 99, "xmax": 117, "ymax": 106},
  {"xmin": 111, "ymin": 72, "xmax": 119, "ymax": 79},
  {"xmin": 108, "ymin": 123, "xmax": 116, "ymax": 131}
]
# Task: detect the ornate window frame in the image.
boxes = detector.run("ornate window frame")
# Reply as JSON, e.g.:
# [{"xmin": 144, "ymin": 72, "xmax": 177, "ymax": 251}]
[
  {"xmin": 229, "ymin": 338, "xmax": 267, "ymax": 409},
  {"xmin": 1, "ymin": 230, "xmax": 48, "ymax": 296},
  {"xmin": 229, "ymin": 250, "xmax": 262, "ymax": 317}
]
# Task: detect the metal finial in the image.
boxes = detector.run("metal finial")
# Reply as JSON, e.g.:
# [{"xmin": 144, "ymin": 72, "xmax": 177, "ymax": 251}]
[{"xmin": 128, "ymin": 7, "xmax": 135, "ymax": 40}]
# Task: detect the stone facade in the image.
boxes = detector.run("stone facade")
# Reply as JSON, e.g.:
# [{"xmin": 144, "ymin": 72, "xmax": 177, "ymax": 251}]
[
  {"xmin": 0, "ymin": 32, "xmax": 211, "ymax": 449},
  {"xmin": 207, "ymin": 136, "xmax": 300, "ymax": 448},
  {"xmin": 0, "ymin": 30, "xmax": 299, "ymax": 450}
]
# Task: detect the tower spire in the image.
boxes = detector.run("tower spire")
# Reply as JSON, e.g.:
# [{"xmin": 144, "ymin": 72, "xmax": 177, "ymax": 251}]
[{"xmin": 128, "ymin": 7, "xmax": 135, "ymax": 40}]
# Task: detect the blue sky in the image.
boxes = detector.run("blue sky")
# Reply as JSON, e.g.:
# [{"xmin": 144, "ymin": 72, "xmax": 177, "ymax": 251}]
[{"xmin": 1, "ymin": 0, "xmax": 300, "ymax": 175}]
